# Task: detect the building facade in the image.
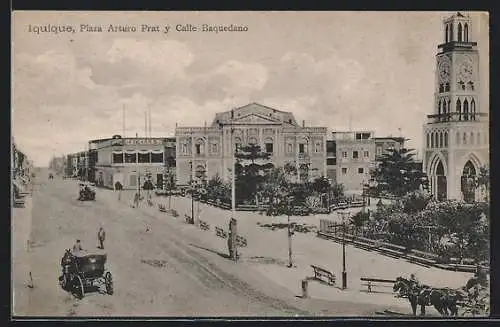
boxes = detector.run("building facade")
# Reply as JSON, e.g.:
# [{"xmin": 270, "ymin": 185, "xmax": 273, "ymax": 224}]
[
  {"xmin": 175, "ymin": 103, "xmax": 328, "ymax": 186},
  {"xmin": 89, "ymin": 135, "xmax": 176, "ymax": 190},
  {"xmin": 332, "ymin": 131, "xmax": 376, "ymax": 194},
  {"xmin": 374, "ymin": 137, "xmax": 405, "ymax": 160},
  {"xmin": 422, "ymin": 13, "xmax": 489, "ymax": 202}
]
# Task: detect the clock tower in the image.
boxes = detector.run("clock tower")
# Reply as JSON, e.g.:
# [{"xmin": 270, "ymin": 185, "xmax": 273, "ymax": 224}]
[{"xmin": 423, "ymin": 12, "xmax": 488, "ymax": 202}]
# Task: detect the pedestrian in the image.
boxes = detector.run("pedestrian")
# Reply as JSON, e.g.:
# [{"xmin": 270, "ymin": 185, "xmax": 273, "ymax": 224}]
[
  {"xmin": 97, "ymin": 226, "xmax": 106, "ymax": 249},
  {"xmin": 133, "ymin": 191, "xmax": 140, "ymax": 208},
  {"xmin": 72, "ymin": 239, "xmax": 84, "ymax": 255},
  {"xmin": 115, "ymin": 181, "xmax": 123, "ymax": 201}
]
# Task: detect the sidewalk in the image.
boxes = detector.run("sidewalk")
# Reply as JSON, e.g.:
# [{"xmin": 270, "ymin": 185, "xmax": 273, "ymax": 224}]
[{"xmin": 12, "ymin": 194, "xmax": 34, "ymax": 315}]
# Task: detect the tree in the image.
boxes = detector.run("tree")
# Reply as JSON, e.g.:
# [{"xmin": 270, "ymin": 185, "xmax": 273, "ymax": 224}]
[
  {"xmin": 234, "ymin": 144, "xmax": 273, "ymax": 205},
  {"xmin": 350, "ymin": 211, "xmax": 370, "ymax": 235},
  {"xmin": 475, "ymin": 166, "xmax": 490, "ymax": 202},
  {"xmin": 371, "ymin": 148, "xmax": 427, "ymax": 198},
  {"xmin": 260, "ymin": 167, "xmax": 297, "ymax": 267}
]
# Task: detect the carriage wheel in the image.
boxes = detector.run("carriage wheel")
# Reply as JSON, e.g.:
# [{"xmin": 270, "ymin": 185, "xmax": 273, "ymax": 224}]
[
  {"xmin": 74, "ymin": 276, "xmax": 85, "ymax": 299},
  {"xmin": 105, "ymin": 272, "xmax": 114, "ymax": 295}
]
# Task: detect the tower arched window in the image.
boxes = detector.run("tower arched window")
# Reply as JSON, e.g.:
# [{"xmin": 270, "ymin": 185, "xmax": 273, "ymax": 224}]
[
  {"xmin": 439, "ymin": 84, "xmax": 444, "ymax": 93},
  {"xmin": 427, "ymin": 133, "xmax": 430, "ymax": 148},
  {"xmin": 435, "ymin": 133, "xmax": 439, "ymax": 148},
  {"xmin": 438, "ymin": 100, "xmax": 442, "ymax": 115},
  {"xmin": 450, "ymin": 23, "xmax": 454, "ymax": 42},
  {"xmin": 445, "ymin": 83, "xmax": 450, "ymax": 92},
  {"xmin": 442, "ymin": 101, "xmax": 447, "ymax": 117},
  {"xmin": 445, "ymin": 24, "xmax": 449, "ymax": 42},
  {"xmin": 431, "ymin": 132, "xmax": 434, "ymax": 148},
  {"xmin": 463, "ymin": 132, "xmax": 467, "ymax": 145},
  {"xmin": 477, "ymin": 132, "xmax": 480, "ymax": 145},
  {"xmin": 444, "ymin": 132, "xmax": 448, "ymax": 147},
  {"xmin": 471, "ymin": 99, "xmax": 476, "ymax": 120},
  {"xmin": 439, "ymin": 132, "xmax": 443, "ymax": 148},
  {"xmin": 463, "ymin": 99, "xmax": 469, "ymax": 121},
  {"xmin": 458, "ymin": 23, "xmax": 463, "ymax": 42},
  {"xmin": 464, "ymin": 23, "xmax": 469, "ymax": 42},
  {"xmin": 470, "ymin": 132, "xmax": 474, "ymax": 145},
  {"xmin": 456, "ymin": 99, "xmax": 462, "ymax": 121},
  {"xmin": 456, "ymin": 131, "xmax": 460, "ymax": 145}
]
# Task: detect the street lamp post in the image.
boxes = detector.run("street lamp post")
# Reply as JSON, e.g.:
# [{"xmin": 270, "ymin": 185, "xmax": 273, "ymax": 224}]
[
  {"xmin": 189, "ymin": 161, "xmax": 194, "ymax": 224},
  {"xmin": 338, "ymin": 211, "xmax": 348, "ymax": 290}
]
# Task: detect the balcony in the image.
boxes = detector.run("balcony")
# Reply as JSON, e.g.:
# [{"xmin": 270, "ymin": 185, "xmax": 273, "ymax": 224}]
[
  {"xmin": 427, "ymin": 112, "xmax": 487, "ymax": 124},
  {"xmin": 438, "ymin": 41, "xmax": 477, "ymax": 51}
]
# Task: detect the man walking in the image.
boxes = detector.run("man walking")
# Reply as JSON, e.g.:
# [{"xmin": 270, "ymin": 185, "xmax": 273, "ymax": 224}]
[
  {"xmin": 115, "ymin": 181, "xmax": 123, "ymax": 201},
  {"xmin": 97, "ymin": 226, "xmax": 106, "ymax": 249}
]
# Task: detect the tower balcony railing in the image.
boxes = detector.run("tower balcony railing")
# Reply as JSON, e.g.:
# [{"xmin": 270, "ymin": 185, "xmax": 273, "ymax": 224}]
[{"xmin": 427, "ymin": 112, "xmax": 488, "ymax": 124}]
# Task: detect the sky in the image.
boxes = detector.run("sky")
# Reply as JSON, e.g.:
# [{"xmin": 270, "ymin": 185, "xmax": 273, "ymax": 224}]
[{"xmin": 12, "ymin": 11, "xmax": 489, "ymax": 167}]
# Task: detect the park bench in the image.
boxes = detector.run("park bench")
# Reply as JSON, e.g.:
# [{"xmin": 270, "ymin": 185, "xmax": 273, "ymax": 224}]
[
  {"xmin": 215, "ymin": 226, "xmax": 228, "ymax": 239},
  {"xmin": 311, "ymin": 265, "xmax": 336, "ymax": 286},
  {"xmin": 198, "ymin": 220, "xmax": 210, "ymax": 231},
  {"xmin": 360, "ymin": 277, "xmax": 396, "ymax": 293},
  {"xmin": 236, "ymin": 235, "xmax": 248, "ymax": 247}
]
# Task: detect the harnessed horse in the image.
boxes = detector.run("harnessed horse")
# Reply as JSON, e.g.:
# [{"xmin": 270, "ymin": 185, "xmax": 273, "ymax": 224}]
[{"xmin": 393, "ymin": 277, "xmax": 465, "ymax": 316}]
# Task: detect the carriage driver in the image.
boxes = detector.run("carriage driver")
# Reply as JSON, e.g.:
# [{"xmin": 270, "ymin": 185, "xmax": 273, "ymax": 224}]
[
  {"xmin": 72, "ymin": 239, "xmax": 85, "ymax": 255},
  {"xmin": 409, "ymin": 273, "xmax": 420, "ymax": 289}
]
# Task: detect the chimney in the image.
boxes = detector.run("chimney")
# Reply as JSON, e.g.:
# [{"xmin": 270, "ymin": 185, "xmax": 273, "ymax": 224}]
[{"xmin": 302, "ymin": 120, "xmax": 305, "ymax": 128}]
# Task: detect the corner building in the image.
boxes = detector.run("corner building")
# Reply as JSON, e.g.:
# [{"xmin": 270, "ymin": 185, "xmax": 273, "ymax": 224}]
[
  {"xmin": 175, "ymin": 103, "xmax": 327, "ymax": 185},
  {"xmin": 423, "ymin": 13, "xmax": 489, "ymax": 202}
]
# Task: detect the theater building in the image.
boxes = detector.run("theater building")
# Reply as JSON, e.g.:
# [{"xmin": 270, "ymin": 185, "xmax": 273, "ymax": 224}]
[
  {"xmin": 175, "ymin": 103, "xmax": 328, "ymax": 186},
  {"xmin": 89, "ymin": 135, "xmax": 175, "ymax": 190}
]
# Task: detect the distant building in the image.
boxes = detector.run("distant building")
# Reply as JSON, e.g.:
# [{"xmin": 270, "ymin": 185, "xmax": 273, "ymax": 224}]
[
  {"xmin": 88, "ymin": 135, "xmax": 176, "ymax": 190},
  {"xmin": 330, "ymin": 131, "xmax": 375, "ymax": 194},
  {"xmin": 175, "ymin": 102, "xmax": 328, "ymax": 186},
  {"xmin": 373, "ymin": 136, "xmax": 405, "ymax": 160}
]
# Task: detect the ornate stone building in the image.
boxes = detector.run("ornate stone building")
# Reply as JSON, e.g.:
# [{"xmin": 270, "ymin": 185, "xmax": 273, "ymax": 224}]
[
  {"xmin": 175, "ymin": 103, "xmax": 327, "ymax": 185},
  {"xmin": 423, "ymin": 13, "xmax": 489, "ymax": 202}
]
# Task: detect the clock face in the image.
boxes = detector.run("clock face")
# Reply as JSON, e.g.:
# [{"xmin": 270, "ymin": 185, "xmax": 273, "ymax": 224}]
[
  {"xmin": 438, "ymin": 60, "xmax": 451, "ymax": 83},
  {"xmin": 458, "ymin": 59, "xmax": 473, "ymax": 82}
]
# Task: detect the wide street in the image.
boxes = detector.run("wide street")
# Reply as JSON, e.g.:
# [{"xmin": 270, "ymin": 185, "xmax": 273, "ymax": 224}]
[{"xmin": 12, "ymin": 170, "xmax": 473, "ymax": 317}]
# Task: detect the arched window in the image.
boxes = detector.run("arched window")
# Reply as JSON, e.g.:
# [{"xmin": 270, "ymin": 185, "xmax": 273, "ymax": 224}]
[
  {"xmin": 435, "ymin": 133, "xmax": 439, "ymax": 148},
  {"xmin": 468, "ymin": 82, "xmax": 474, "ymax": 91},
  {"xmin": 431, "ymin": 132, "xmax": 434, "ymax": 148},
  {"xmin": 444, "ymin": 132, "xmax": 448, "ymax": 147},
  {"xmin": 450, "ymin": 23, "xmax": 454, "ymax": 42},
  {"xmin": 445, "ymin": 24, "xmax": 449, "ymax": 42},
  {"xmin": 445, "ymin": 83, "xmax": 450, "ymax": 92},
  {"xmin": 470, "ymin": 132, "xmax": 474, "ymax": 145},
  {"xmin": 195, "ymin": 138, "xmax": 205, "ymax": 155},
  {"xmin": 439, "ymin": 132, "xmax": 443, "ymax": 148},
  {"xmin": 463, "ymin": 99, "xmax": 469, "ymax": 121},
  {"xmin": 248, "ymin": 137, "xmax": 258, "ymax": 145},
  {"xmin": 471, "ymin": 99, "xmax": 476, "ymax": 120},
  {"xmin": 464, "ymin": 23, "xmax": 469, "ymax": 42},
  {"xmin": 477, "ymin": 132, "xmax": 480, "ymax": 145},
  {"xmin": 442, "ymin": 101, "xmax": 447, "ymax": 116},
  {"xmin": 439, "ymin": 84, "xmax": 444, "ymax": 93},
  {"xmin": 463, "ymin": 132, "xmax": 467, "ymax": 145},
  {"xmin": 456, "ymin": 99, "xmax": 462, "ymax": 120},
  {"xmin": 458, "ymin": 23, "xmax": 463, "ymax": 42},
  {"xmin": 438, "ymin": 100, "xmax": 441, "ymax": 115},
  {"xmin": 427, "ymin": 133, "xmax": 430, "ymax": 148}
]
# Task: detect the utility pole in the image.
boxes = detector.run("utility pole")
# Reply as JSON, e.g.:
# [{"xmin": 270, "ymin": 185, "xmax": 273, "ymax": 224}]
[
  {"xmin": 338, "ymin": 211, "xmax": 349, "ymax": 289},
  {"xmin": 190, "ymin": 161, "xmax": 194, "ymax": 224},
  {"xmin": 230, "ymin": 109, "xmax": 238, "ymax": 261}
]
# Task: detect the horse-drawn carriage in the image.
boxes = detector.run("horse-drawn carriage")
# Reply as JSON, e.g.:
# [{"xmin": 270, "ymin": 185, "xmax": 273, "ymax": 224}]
[
  {"xmin": 59, "ymin": 249, "xmax": 113, "ymax": 299},
  {"xmin": 49, "ymin": 173, "xmax": 54, "ymax": 179},
  {"xmin": 78, "ymin": 182, "xmax": 96, "ymax": 201}
]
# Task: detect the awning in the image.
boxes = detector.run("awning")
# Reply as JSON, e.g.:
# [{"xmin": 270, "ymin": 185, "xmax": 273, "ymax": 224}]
[
  {"xmin": 125, "ymin": 149, "xmax": 137, "ymax": 153},
  {"xmin": 112, "ymin": 151, "xmax": 124, "ymax": 154},
  {"xmin": 151, "ymin": 150, "xmax": 164, "ymax": 154},
  {"xmin": 138, "ymin": 149, "xmax": 150, "ymax": 154}
]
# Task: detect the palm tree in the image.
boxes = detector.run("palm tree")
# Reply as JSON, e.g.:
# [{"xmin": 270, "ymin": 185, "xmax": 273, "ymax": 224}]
[{"xmin": 371, "ymin": 148, "xmax": 426, "ymax": 198}]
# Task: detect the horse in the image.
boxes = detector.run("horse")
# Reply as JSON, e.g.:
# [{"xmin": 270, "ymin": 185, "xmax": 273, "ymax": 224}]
[
  {"xmin": 393, "ymin": 277, "xmax": 429, "ymax": 316},
  {"xmin": 394, "ymin": 277, "xmax": 465, "ymax": 317}
]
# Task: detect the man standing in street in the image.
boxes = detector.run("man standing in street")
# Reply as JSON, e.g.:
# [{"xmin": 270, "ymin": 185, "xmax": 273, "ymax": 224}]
[
  {"xmin": 115, "ymin": 181, "xmax": 123, "ymax": 201},
  {"xmin": 72, "ymin": 239, "xmax": 84, "ymax": 255},
  {"xmin": 97, "ymin": 226, "xmax": 106, "ymax": 249}
]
